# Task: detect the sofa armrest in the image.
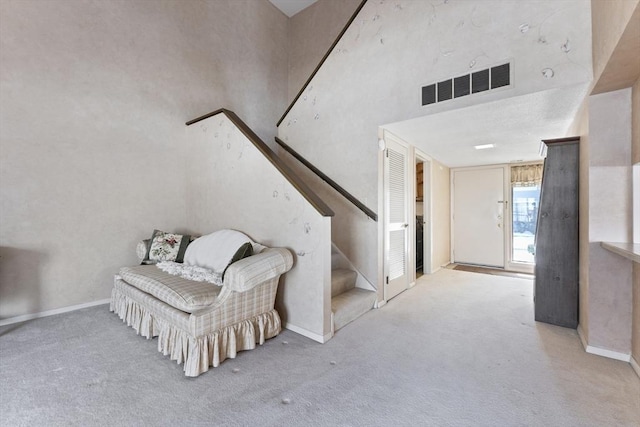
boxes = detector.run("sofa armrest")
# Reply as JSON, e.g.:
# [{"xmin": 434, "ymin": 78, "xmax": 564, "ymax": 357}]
[
  {"xmin": 223, "ymin": 248, "xmax": 293, "ymax": 293},
  {"xmin": 136, "ymin": 239, "xmax": 151, "ymax": 262}
]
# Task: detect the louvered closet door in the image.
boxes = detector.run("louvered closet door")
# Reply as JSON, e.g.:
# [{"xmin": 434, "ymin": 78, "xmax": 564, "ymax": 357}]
[{"xmin": 384, "ymin": 137, "xmax": 409, "ymax": 301}]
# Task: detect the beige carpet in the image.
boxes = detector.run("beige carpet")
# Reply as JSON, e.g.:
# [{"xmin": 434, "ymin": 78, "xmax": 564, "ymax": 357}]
[{"xmin": 1, "ymin": 269, "xmax": 638, "ymax": 426}]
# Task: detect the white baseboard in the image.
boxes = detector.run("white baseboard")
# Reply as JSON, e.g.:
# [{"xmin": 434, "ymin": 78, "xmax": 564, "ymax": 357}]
[
  {"xmin": 577, "ymin": 324, "xmax": 631, "ymax": 362},
  {"xmin": 374, "ymin": 299, "xmax": 387, "ymax": 309},
  {"xmin": 284, "ymin": 322, "xmax": 332, "ymax": 343},
  {"xmin": 631, "ymin": 356, "xmax": 640, "ymax": 378},
  {"xmin": 584, "ymin": 345, "xmax": 630, "ymax": 362},
  {"xmin": 0, "ymin": 299, "xmax": 111, "ymax": 327}
]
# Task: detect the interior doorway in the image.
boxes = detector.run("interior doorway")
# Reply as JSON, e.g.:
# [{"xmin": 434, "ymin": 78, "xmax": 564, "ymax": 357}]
[{"xmin": 415, "ymin": 151, "xmax": 431, "ymax": 279}]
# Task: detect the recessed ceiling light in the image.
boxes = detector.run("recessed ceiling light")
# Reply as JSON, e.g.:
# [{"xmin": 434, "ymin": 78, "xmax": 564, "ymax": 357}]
[{"xmin": 474, "ymin": 144, "xmax": 495, "ymax": 150}]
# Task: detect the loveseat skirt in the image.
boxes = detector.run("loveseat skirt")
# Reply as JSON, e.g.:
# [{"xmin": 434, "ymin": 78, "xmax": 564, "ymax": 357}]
[{"xmin": 110, "ymin": 276, "xmax": 281, "ymax": 377}]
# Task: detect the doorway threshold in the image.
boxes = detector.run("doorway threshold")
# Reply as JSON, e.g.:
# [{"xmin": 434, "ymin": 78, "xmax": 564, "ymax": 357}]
[{"xmin": 447, "ymin": 263, "xmax": 534, "ymax": 279}]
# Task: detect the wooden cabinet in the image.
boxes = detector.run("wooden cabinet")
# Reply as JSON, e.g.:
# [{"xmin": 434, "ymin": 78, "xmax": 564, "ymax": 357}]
[{"xmin": 534, "ymin": 137, "xmax": 579, "ymax": 329}]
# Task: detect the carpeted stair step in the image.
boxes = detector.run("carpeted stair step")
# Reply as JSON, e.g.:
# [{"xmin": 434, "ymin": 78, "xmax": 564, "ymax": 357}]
[
  {"xmin": 331, "ymin": 268, "xmax": 357, "ymax": 297},
  {"xmin": 331, "ymin": 288, "xmax": 377, "ymax": 331}
]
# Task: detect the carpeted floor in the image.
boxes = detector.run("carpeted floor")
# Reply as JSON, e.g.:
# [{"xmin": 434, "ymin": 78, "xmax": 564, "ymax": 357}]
[{"xmin": 1, "ymin": 269, "xmax": 638, "ymax": 426}]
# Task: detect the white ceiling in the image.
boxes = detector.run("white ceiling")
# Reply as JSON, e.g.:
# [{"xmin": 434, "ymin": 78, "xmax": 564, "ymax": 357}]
[
  {"xmin": 383, "ymin": 83, "xmax": 591, "ymax": 168},
  {"xmin": 269, "ymin": 0, "xmax": 317, "ymax": 18}
]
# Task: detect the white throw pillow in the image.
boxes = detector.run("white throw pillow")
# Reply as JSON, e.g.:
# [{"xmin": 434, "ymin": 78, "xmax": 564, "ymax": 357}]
[{"xmin": 184, "ymin": 229, "xmax": 253, "ymax": 272}]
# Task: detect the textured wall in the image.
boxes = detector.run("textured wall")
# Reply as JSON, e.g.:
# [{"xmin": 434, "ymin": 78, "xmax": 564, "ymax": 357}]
[
  {"xmin": 0, "ymin": 0, "xmax": 288, "ymax": 319},
  {"xmin": 587, "ymin": 88, "xmax": 634, "ymax": 354},
  {"xmin": 287, "ymin": 0, "xmax": 362, "ymax": 102},
  {"xmin": 278, "ymin": 0, "xmax": 592, "ymax": 286},
  {"xmin": 591, "ymin": 0, "xmax": 640, "ymax": 84},
  {"xmin": 185, "ymin": 114, "xmax": 331, "ymax": 340}
]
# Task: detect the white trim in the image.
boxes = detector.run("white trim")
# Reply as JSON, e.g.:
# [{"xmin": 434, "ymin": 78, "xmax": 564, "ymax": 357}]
[
  {"xmin": 0, "ymin": 299, "xmax": 111, "ymax": 327},
  {"xmin": 631, "ymin": 356, "xmax": 640, "ymax": 378},
  {"xmin": 374, "ymin": 299, "xmax": 387, "ymax": 309},
  {"xmin": 377, "ymin": 127, "xmax": 386, "ymax": 305},
  {"xmin": 584, "ymin": 345, "xmax": 631, "ymax": 362},
  {"xmin": 577, "ymin": 325, "xmax": 631, "ymax": 362},
  {"xmin": 284, "ymin": 322, "xmax": 332, "ymax": 343}
]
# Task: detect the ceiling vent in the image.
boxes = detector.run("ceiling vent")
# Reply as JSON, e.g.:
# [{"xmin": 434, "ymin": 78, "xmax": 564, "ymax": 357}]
[{"xmin": 422, "ymin": 62, "xmax": 511, "ymax": 106}]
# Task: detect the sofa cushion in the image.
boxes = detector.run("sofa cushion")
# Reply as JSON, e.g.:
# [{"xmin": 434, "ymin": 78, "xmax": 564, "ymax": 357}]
[
  {"xmin": 143, "ymin": 230, "xmax": 191, "ymax": 265},
  {"xmin": 119, "ymin": 265, "xmax": 220, "ymax": 313}
]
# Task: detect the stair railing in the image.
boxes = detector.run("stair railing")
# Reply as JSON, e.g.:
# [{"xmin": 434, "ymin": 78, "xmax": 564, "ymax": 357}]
[
  {"xmin": 277, "ymin": 0, "xmax": 368, "ymax": 127},
  {"xmin": 275, "ymin": 136, "xmax": 377, "ymax": 221},
  {"xmin": 186, "ymin": 109, "xmax": 334, "ymax": 218}
]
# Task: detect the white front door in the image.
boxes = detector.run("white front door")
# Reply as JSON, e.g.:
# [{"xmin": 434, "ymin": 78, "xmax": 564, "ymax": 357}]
[
  {"xmin": 452, "ymin": 167, "xmax": 505, "ymax": 267},
  {"xmin": 384, "ymin": 136, "xmax": 409, "ymax": 301}
]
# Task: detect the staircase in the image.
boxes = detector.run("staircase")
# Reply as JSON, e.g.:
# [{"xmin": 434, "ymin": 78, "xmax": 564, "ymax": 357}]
[{"xmin": 331, "ymin": 248, "xmax": 377, "ymax": 332}]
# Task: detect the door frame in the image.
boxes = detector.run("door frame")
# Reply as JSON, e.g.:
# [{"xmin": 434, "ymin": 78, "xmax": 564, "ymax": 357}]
[
  {"xmin": 413, "ymin": 149, "xmax": 432, "ymax": 279},
  {"xmin": 450, "ymin": 164, "xmax": 509, "ymax": 267}
]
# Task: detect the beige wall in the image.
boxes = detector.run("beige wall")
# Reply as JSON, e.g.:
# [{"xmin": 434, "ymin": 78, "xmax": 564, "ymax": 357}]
[
  {"xmin": 591, "ymin": 0, "xmax": 640, "ymax": 84},
  {"xmin": 185, "ymin": 114, "xmax": 332, "ymax": 341},
  {"xmin": 279, "ymin": 0, "xmax": 592, "ymax": 287},
  {"xmin": 586, "ymin": 88, "xmax": 634, "ymax": 354},
  {"xmin": 431, "ymin": 160, "xmax": 451, "ymax": 271},
  {"xmin": 0, "ymin": 0, "xmax": 288, "ymax": 319},
  {"xmin": 287, "ymin": 0, "xmax": 362, "ymax": 102},
  {"xmin": 579, "ymin": 0, "xmax": 639, "ymax": 363}
]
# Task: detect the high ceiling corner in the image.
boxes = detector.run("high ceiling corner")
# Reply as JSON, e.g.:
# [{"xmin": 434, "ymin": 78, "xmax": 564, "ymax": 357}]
[{"xmin": 269, "ymin": 0, "xmax": 318, "ymax": 18}]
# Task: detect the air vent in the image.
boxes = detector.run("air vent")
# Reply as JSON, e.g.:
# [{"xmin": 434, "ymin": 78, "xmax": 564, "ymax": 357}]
[
  {"xmin": 422, "ymin": 84, "xmax": 436, "ymax": 105},
  {"xmin": 454, "ymin": 75, "xmax": 470, "ymax": 98},
  {"xmin": 491, "ymin": 63, "xmax": 510, "ymax": 89},
  {"xmin": 437, "ymin": 79, "xmax": 452, "ymax": 101},
  {"xmin": 472, "ymin": 69, "xmax": 490, "ymax": 93},
  {"xmin": 421, "ymin": 61, "xmax": 511, "ymax": 106}
]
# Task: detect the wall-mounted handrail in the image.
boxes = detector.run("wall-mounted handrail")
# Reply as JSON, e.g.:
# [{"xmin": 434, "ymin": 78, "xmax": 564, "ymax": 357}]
[
  {"xmin": 275, "ymin": 137, "xmax": 377, "ymax": 221},
  {"xmin": 276, "ymin": 0, "xmax": 368, "ymax": 127},
  {"xmin": 186, "ymin": 109, "xmax": 334, "ymax": 218}
]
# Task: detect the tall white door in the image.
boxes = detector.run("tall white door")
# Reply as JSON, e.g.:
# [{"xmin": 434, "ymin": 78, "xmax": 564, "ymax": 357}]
[
  {"xmin": 453, "ymin": 167, "xmax": 505, "ymax": 267},
  {"xmin": 384, "ymin": 137, "xmax": 409, "ymax": 301}
]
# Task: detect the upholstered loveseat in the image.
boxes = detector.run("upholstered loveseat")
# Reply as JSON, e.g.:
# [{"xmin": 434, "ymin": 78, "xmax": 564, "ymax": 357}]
[{"xmin": 110, "ymin": 230, "xmax": 293, "ymax": 377}]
